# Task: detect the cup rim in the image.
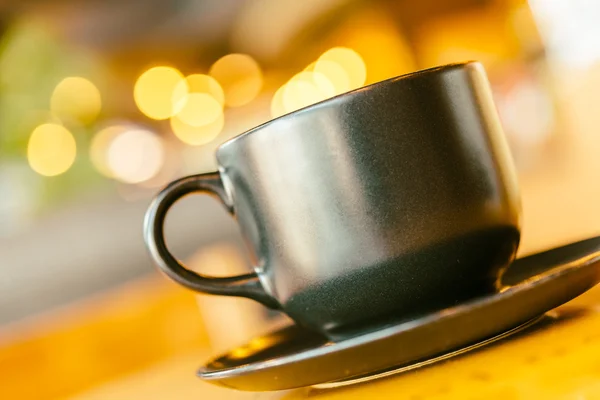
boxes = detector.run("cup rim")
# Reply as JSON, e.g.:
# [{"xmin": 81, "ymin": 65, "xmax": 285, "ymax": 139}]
[{"xmin": 218, "ymin": 61, "xmax": 480, "ymax": 152}]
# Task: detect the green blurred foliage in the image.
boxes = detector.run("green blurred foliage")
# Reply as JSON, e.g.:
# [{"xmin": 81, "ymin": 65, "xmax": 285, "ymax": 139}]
[{"xmin": 0, "ymin": 21, "xmax": 108, "ymax": 209}]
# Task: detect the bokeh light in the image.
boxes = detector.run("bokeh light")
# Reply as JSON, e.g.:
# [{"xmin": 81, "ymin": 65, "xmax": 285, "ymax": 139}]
[
  {"xmin": 282, "ymin": 78, "xmax": 320, "ymax": 113},
  {"xmin": 271, "ymin": 47, "xmax": 367, "ymax": 118},
  {"xmin": 27, "ymin": 123, "xmax": 77, "ymax": 177},
  {"xmin": 107, "ymin": 128, "xmax": 164, "ymax": 184},
  {"xmin": 270, "ymin": 85, "xmax": 287, "ymax": 119},
  {"xmin": 172, "ymin": 74, "xmax": 225, "ymax": 108},
  {"xmin": 326, "ymin": 9, "xmax": 416, "ymax": 83},
  {"xmin": 90, "ymin": 125, "xmax": 126, "ymax": 178},
  {"xmin": 316, "ymin": 47, "xmax": 366, "ymax": 92},
  {"xmin": 306, "ymin": 71, "xmax": 336, "ymax": 98},
  {"xmin": 313, "ymin": 59, "xmax": 351, "ymax": 95},
  {"xmin": 134, "ymin": 66, "xmax": 185, "ymax": 120},
  {"xmin": 50, "ymin": 77, "xmax": 101, "ymax": 124},
  {"xmin": 282, "ymin": 71, "xmax": 333, "ymax": 113},
  {"xmin": 304, "ymin": 62, "xmax": 316, "ymax": 72},
  {"xmin": 497, "ymin": 80, "xmax": 554, "ymax": 145},
  {"xmin": 174, "ymin": 93, "xmax": 223, "ymax": 128},
  {"xmin": 170, "ymin": 113, "xmax": 224, "ymax": 146},
  {"xmin": 209, "ymin": 54, "xmax": 263, "ymax": 107}
]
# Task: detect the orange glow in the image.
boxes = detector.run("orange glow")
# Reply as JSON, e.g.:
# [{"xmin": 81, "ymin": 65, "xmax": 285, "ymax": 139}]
[
  {"xmin": 325, "ymin": 9, "xmax": 416, "ymax": 83},
  {"xmin": 414, "ymin": 9, "xmax": 516, "ymax": 68}
]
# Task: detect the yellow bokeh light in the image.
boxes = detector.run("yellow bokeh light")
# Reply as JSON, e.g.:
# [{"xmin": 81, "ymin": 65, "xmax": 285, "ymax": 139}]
[
  {"xmin": 172, "ymin": 74, "xmax": 225, "ymax": 108},
  {"xmin": 282, "ymin": 79, "xmax": 321, "ymax": 113},
  {"xmin": 27, "ymin": 123, "xmax": 76, "ymax": 177},
  {"xmin": 317, "ymin": 47, "xmax": 366, "ymax": 91},
  {"xmin": 304, "ymin": 61, "xmax": 316, "ymax": 72},
  {"xmin": 209, "ymin": 54, "xmax": 263, "ymax": 107},
  {"xmin": 281, "ymin": 71, "xmax": 335, "ymax": 114},
  {"xmin": 310, "ymin": 71, "xmax": 336, "ymax": 98},
  {"xmin": 270, "ymin": 85, "xmax": 287, "ymax": 119},
  {"xmin": 313, "ymin": 59, "xmax": 351, "ymax": 95},
  {"xmin": 134, "ymin": 66, "xmax": 185, "ymax": 120},
  {"xmin": 107, "ymin": 129, "xmax": 164, "ymax": 184},
  {"xmin": 90, "ymin": 125, "xmax": 126, "ymax": 178},
  {"xmin": 50, "ymin": 77, "xmax": 101, "ymax": 124},
  {"xmin": 326, "ymin": 9, "xmax": 417, "ymax": 83},
  {"xmin": 170, "ymin": 113, "xmax": 224, "ymax": 146},
  {"xmin": 174, "ymin": 93, "xmax": 223, "ymax": 128}
]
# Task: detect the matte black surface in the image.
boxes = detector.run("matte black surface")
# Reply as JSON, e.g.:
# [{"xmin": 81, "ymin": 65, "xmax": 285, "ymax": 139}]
[
  {"xmin": 144, "ymin": 62, "xmax": 521, "ymax": 335},
  {"xmin": 198, "ymin": 237, "xmax": 600, "ymax": 391}
]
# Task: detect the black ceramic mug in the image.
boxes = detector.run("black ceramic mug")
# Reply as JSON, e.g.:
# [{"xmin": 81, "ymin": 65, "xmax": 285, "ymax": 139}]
[{"xmin": 144, "ymin": 62, "xmax": 521, "ymax": 336}]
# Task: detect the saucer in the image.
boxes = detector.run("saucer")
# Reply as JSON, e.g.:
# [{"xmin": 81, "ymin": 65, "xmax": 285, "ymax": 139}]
[{"xmin": 198, "ymin": 237, "xmax": 600, "ymax": 391}]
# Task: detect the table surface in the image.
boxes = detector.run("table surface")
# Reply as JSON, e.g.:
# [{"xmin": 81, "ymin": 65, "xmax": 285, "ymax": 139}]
[{"xmin": 71, "ymin": 287, "xmax": 600, "ymax": 400}]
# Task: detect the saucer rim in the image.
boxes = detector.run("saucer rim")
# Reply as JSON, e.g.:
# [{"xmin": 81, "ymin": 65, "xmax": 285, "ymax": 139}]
[
  {"xmin": 198, "ymin": 243, "xmax": 600, "ymax": 391},
  {"xmin": 200, "ymin": 251, "xmax": 600, "ymax": 379},
  {"xmin": 312, "ymin": 314, "xmax": 545, "ymax": 389}
]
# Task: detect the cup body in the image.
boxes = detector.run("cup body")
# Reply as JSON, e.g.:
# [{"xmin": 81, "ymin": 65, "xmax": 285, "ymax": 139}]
[{"xmin": 214, "ymin": 62, "xmax": 521, "ymax": 334}]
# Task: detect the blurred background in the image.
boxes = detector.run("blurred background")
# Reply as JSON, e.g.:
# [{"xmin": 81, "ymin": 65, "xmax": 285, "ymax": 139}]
[{"xmin": 1, "ymin": 0, "xmax": 600, "ymax": 398}]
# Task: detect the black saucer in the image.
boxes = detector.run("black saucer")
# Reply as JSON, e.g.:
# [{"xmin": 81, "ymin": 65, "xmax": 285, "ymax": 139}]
[{"xmin": 198, "ymin": 237, "xmax": 600, "ymax": 391}]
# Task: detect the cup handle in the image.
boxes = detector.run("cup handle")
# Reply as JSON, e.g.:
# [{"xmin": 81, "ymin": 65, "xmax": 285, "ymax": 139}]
[{"xmin": 143, "ymin": 172, "xmax": 280, "ymax": 309}]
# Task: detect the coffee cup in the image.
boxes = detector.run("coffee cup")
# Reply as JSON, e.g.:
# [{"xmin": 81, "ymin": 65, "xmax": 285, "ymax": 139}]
[{"xmin": 144, "ymin": 62, "xmax": 521, "ymax": 336}]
